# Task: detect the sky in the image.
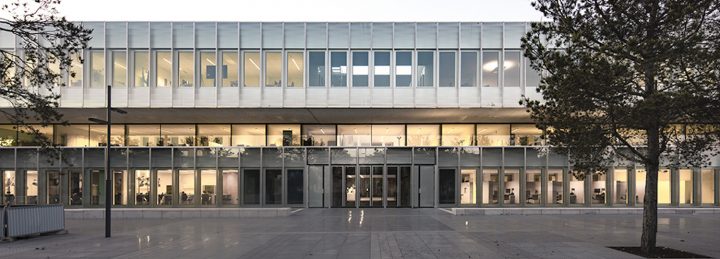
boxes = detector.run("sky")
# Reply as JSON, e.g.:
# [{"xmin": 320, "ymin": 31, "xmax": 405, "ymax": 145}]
[{"xmin": 57, "ymin": 0, "xmax": 544, "ymax": 22}]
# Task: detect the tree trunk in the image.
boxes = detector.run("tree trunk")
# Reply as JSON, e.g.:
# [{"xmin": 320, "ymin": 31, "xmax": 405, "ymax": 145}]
[{"xmin": 641, "ymin": 127, "xmax": 660, "ymax": 254}]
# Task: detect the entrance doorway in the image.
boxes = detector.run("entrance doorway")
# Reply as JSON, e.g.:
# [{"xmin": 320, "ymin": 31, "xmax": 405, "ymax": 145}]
[{"xmin": 317, "ymin": 165, "xmax": 412, "ymax": 208}]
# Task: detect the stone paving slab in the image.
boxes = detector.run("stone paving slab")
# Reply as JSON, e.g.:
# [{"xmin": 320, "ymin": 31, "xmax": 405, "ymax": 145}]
[
  {"xmin": 64, "ymin": 208, "xmax": 291, "ymax": 219},
  {"xmin": 0, "ymin": 208, "xmax": 718, "ymax": 258}
]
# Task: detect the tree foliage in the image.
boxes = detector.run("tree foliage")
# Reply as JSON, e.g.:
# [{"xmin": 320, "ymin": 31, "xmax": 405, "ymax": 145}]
[
  {"xmin": 522, "ymin": 0, "xmax": 720, "ymax": 253},
  {"xmin": 0, "ymin": 0, "xmax": 90, "ymax": 148}
]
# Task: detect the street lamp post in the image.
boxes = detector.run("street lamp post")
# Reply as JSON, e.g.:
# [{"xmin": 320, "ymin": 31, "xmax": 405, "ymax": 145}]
[{"xmin": 89, "ymin": 84, "xmax": 126, "ymax": 238}]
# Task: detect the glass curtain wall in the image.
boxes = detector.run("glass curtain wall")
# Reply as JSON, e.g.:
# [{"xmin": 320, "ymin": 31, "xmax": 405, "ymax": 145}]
[
  {"xmin": 221, "ymin": 51, "xmax": 239, "ymax": 87},
  {"xmin": 133, "ymin": 50, "xmax": 149, "ymax": 87},
  {"xmin": 155, "ymin": 51, "xmax": 172, "ymax": 87},
  {"xmin": 286, "ymin": 52, "xmax": 304, "ymax": 87},
  {"xmin": 352, "ymin": 52, "xmax": 369, "ymax": 87},
  {"xmin": 243, "ymin": 52, "xmax": 261, "ymax": 87},
  {"xmin": 526, "ymin": 169, "xmax": 541, "ymax": 205},
  {"xmin": 373, "ymin": 51, "xmax": 390, "ymax": 87},
  {"xmin": 112, "ymin": 51, "xmax": 127, "ymax": 87},
  {"xmin": 614, "ymin": 169, "xmax": 629, "ymax": 205},
  {"xmin": 483, "ymin": 169, "xmax": 499, "ymax": 205},
  {"xmin": 701, "ymin": 169, "xmax": 715, "ymax": 205}
]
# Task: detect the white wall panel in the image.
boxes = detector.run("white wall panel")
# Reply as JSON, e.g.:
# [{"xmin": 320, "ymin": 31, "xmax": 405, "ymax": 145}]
[
  {"xmin": 239, "ymin": 87, "xmax": 261, "ymax": 107},
  {"xmin": 436, "ymin": 87, "xmax": 458, "ymax": 107},
  {"xmin": 349, "ymin": 88, "xmax": 371, "ymax": 107},
  {"xmin": 128, "ymin": 87, "xmax": 150, "ymax": 107},
  {"xmin": 458, "ymin": 87, "xmax": 481, "ymax": 107},
  {"xmin": 283, "ymin": 88, "xmax": 306, "ymax": 107},
  {"xmin": 393, "ymin": 88, "xmax": 413, "ymax": 107},
  {"xmin": 502, "ymin": 87, "xmax": 523, "ymax": 107},
  {"xmin": 414, "ymin": 88, "xmax": 435, "ymax": 108},
  {"xmin": 371, "ymin": 88, "xmax": 393, "ymax": 107},
  {"xmin": 150, "ymin": 87, "xmax": 172, "ymax": 107},
  {"xmin": 84, "ymin": 88, "xmax": 105, "ymax": 107},
  {"xmin": 481, "ymin": 87, "xmax": 502, "ymax": 107},
  {"xmin": 195, "ymin": 87, "xmax": 216, "ymax": 107},
  {"xmin": 261, "ymin": 87, "xmax": 283, "ymax": 107},
  {"xmin": 110, "ymin": 88, "xmax": 128, "ymax": 108},
  {"xmin": 59, "ymin": 88, "xmax": 83, "ymax": 107},
  {"xmin": 327, "ymin": 88, "xmax": 349, "ymax": 107},
  {"xmin": 217, "ymin": 87, "xmax": 239, "ymax": 107},
  {"xmin": 306, "ymin": 88, "xmax": 328, "ymax": 107},
  {"xmin": 173, "ymin": 87, "xmax": 195, "ymax": 107}
]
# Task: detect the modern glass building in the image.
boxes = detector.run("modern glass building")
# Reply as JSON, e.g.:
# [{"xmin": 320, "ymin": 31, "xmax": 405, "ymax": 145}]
[{"xmin": 0, "ymin": 22, "xmax": 718, "ymax": 208}]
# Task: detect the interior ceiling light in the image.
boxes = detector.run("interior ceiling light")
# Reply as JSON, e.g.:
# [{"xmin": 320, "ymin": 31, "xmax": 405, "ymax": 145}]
[
  {"xmin": 291, "ymin": 58, "xmax": 301, "ymax": 71},
  {"xmin": 206, "ymin": 58, "xmax": 216, "ymax": 66},
  {"xmin": 482, "ymin": 60, "xmax": 515, "ymax": 72},
  {"xmin": 249, "ymin": 58, "xmax": 260, "ymax": 70}
]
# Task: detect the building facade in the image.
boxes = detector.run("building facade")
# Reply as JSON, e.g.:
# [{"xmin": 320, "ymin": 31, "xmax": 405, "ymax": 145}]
[{"xmin": 0, "ymin": 22, "xmax": 718, "ymax": 208}]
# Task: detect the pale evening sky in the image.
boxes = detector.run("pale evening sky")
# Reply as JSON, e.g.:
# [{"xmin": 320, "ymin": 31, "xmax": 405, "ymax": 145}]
[{"xmin": 58, "ymin": 0, "xmax": 543, "ymax": 22}]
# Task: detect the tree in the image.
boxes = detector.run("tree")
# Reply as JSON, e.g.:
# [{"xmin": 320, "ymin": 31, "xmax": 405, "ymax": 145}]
[
  {"xmin": 521, "ymin": 0, "xmax": 720, "ymax": 254},
  {"xmin": 1, "ymin": 0, "xmax": 90, "ymax": 149}
]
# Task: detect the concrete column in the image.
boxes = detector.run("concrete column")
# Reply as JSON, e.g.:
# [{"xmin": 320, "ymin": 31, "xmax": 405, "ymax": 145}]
[
  {"xmin": 606, "ymin": 167, "xmax": 614, "ymax": 207},
  {"xmin": 671, "ymin": 168, "xmax": 679, "ymax": 206},
  {"xmin": 628, "ymin": 167, "xmax": 636, "ymax": 207}
]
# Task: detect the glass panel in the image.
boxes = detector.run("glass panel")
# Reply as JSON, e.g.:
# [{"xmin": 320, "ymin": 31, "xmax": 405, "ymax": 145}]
[
  {"xmin": 591, "ymin": 173, "xmax": 607, "ymax": 205},
  {"xmin": 200, "ymin": 51, "xmax": 217, "ymax": 87},
  {"xmin": 68, "ymin": 170, "xmax": 82, "ymax": 205},
  {"xmin": 679, "ymin": 169, "xmax": 693, "ymax": 205},
  {"xmin": 179, "ymin": 169, "xmax": 195, "ymax": 205},
  {"xmin": 154, "ymin": 51, "xmax": 172, "ymax": 87},
  {"xmin": 439, "ymin": 52, "xmax": 455, "ymax": 87},
  {"xmin": 2, "ymin": 170, "xmax": 16, "ymax": 203},
  {"xmin": 483, "ymin": 169, "xmax": 498, "ymax": 205},
  {"xmin": 460, "ymin": 169, "xmax": 476, "ymax": 205},
  {"xmin": 221, "ymin": 51, "xmax": 239, "ymax": 87},
  {"xmin": 330, "ymin": 51, "xmax": 347, "ymax": 87},
  {"xmin": 338, "ymin": 125, "xmax": 371, "ymax": 146},
  {"xmin": 267, "ymin": 124, "xmax": 300, "ymax": 146},
  {"xmin": 287, "ymin": 169, "xmax": 304, "ymax": 205},
  {"xmin": 569, "ymin": 173, "xmax": 585, "ymax": 205},
  {"xmin": 69, "ymin": 53, "xmax": 82, "ymax": 87},
  {"xmin": 548, "ymin": 169, "xmax": 563, "ymax": 205},
  {"xmin": 526, "ymin": 58, "xmax": 541, "ymax": 87},
  {"xmin": 55, "ymin": 125, "xmax": 89, "ymax": 147},
  {"xmin": 127, "ymin": 125, "xmax": 160, "ymax": 147},
  {"xmin": 482, "ymin": 51, "xmax": 499, "ymax": 87},
  {"xmin": 265, "ymin": 52, "xmax": 282, "ymax": 87},
  {"xmin": 89, "ymin": 124, "xmax": 125, "ymax": 147},
  {"xmin": 614, "ymin": 169, "xmax": 629, "ymax": 205},
  {"xmin": 373, "ymin": 51, "xmax": 390, "ymax": 87},
  {"xmin": 200, "ymin": 169, "xmax": 216, "ymax": 205},
  {"xmin": 161, "ymin": 125, "xmax": 195, "ymax": 146},
  {"xmin": 222, "ymin": 169, "xmax": 239, "ymax": 205},
  {"xmin": 0, "ymin": 125, "xmax": 15, "ymax": 146},
  {"xmin": 113, "ymin": 170, "xmax": 128, "ymax": 205},
  {"xmin": 346, "ymin": 167, "xmax": 356, "ymax": 207},
  {"xmin": 302, "ymin": 125, "xmax": 336, "ymax": 146},
  {"xmin": 701, "ymin": 169, "xmax": 715, "ymax": 204},
  {"xmin": 47, "ymin": 170, "xmax": 61, "ymax": 204},
  {"xmin": 407, "ymin": 124, "xmax": 440, "ymax": 146},
  {"xmin": 198, "ymin": 124, "xmax": 230, "ymax": 147},
  {"xmin": 134, "ymin": 170, "xmax": 151, "ymax": 206},
  {"xmin": 24, "ymin": 170, "xmax": 38, "ymax": 204},
  {"xmin": 439, "ymin": 169, "xmax": 456, "ymax": 204},
  {"xmin": 442, "ymin": 124, "xmax": 474, "ymax": 146},
  {"xmin": 178, "ymin": 51, "xmax": 194, "ymax": 87},
  {"xmin": 243, "ymin": 52, "xmax": 260, "ymax": 87},
  {"xmin": 89, "ymin": 169, "xmax": 103, "ymax": 205},
  {"xmin": 504, "ymin": 169, "xmax": 520, "ymax": 205},
  {"xmin": 477, "ymin": 124, "xmax": 510, "ymax": 146},
  {"xmin": 387, "ymin": 167, "xmax": 398, "ymax": 207},
  {"xmin": 636, "ymin": 169, "xmax": 672, "ymax": 205},
  {"xmin": 395, "ymin": 51, "xmax": 412, "ymax": 87},
  {"xmin": 504, "ymin": 51, "xmax": 521, "ymax": 87},
  {"xmin": 417, "ymin": 51, "xmax": 434, "ymax": 87},
  {"xmin": 133, "ymin": 50, "xmax": 149, "ymax": 87},
  {"xmin": 460, "ymin": 52, "xmax": 477, "ymax": 87},
  {"xmin": 243, "ymin": 169, "xmax": 260, "ymax": 204},
  {"xmin": 526, "ymin": 169, "xmax": 541, "ymax": 205},
  {"xmin": 17, "ymin": 125, "xmax": 53, "ymax": 146},
  {"xmin": 157, "ymin": 169, "xmax": 173, "ymax": 205},
  {"xmin": 351, "ymin": 52, "xmax": 368, "ymax": 87},
  {"xmin": 90, "ymin": 50, "xmax": 105, "ymax": 87},
  {"xmin": 232, "ymin": 124, "xmax": 265, "ymax": 146},
  {"xmin": 112, "ymin": 51, "xmax": 127, "ymax": 87},
  {"xmin": 265, "ymin": 169, "xmax": 282, "ymax": 204},
  {"xmin": 371, "ymin": 125, "xmax": 405, "ymax": 147},
  {"xmin": 511, "ymin": 124, "xmax": 543, "ymax": 146},
  {"xmin": 286, "ymin": 52, "xmax": 304, "ymax": 87},
  {"xmin": 308, "ymin": 52, "xmax": 325, "ymax": 87}
]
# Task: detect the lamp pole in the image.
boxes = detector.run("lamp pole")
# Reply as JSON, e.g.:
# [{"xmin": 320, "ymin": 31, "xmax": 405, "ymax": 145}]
[{"xmin": 89, "ymin": 84, "xmax": 126, "ymax": 238}]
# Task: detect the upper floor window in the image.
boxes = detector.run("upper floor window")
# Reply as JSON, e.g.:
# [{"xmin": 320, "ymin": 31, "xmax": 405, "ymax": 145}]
[
  {"xmin": 286, "ymin": 52, "xmax": 304, "ymax": 87},
  {"xmin": 199, "ymin": 51, "xmax": 216, "ymax": 87},
  {"xmin": 154, "ymin": 50, "xmax": 172, "ymax": 87},
  {"xmin": 482, "ymin": 51, "xmax": 499, "ymax": 87},
  {"xmin": 504, "ymin": 51, "xmax": 521, "ymax": 87},
  {"xmin": 243, "ymin": 51, "xmax": 260, "ymax": 87},
  {"xmin": 221, "ymin": 51, "xmax": 239, "ymax": 87},
  {"xmin": 416, "ymin": 51, "xmax": 434, "ymax": 87},
  {"xmin": 111, "ymin": 51, "xmax": 127, "ymax": 87},
  {"xmin": 89, "ymin": 50, "xmax": 104, "ymax": 87},
  {"xmin": 308, "ymin": 51, "xmax": 325, "ymax": 87},
  {"xmin": 177, "ymin": 51, "xmax": 194, "ymax": 87},
  {"xmin": 373, "ymin": 51, "xmax": 390, "ymax": 87},
  {"xmin": 133, "ymin": 50, "xmax": 149, "ymax": 87},
  {"xmin": 330, "ymin": 51, "xmax": 347, "ymax": 87},
  {"xmin": 439, "ymin": 52, "xmax": 456, "ymax": 87},
  {"xmin": 352, "ymin": 52, "xmax": 368, "ymax": 87},
  {"xmin": 460, "ymin": 51, "xmax": 477, "ymax": 87},
  {"xmin": 526, "ymin": 58, "xmax": 541, "ymax": 87},
  {"xmin": 69, "ymin": 52, "xmax": 82, "ymax": 87},
  {"xmin": 395, "ymin": 51, "xmax": 412, "ymax": 87},
  {"xmin": 265, "ymin": 52, "xmax": 281, "ymax": 87}
]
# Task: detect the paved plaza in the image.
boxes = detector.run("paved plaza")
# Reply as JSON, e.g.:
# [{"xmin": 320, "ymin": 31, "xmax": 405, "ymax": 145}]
[{"xmin": 0, "ymin": 209, "xmax": 719, "ymax": 258}]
